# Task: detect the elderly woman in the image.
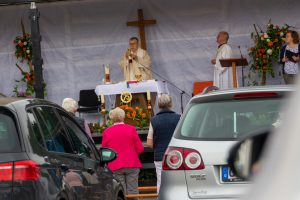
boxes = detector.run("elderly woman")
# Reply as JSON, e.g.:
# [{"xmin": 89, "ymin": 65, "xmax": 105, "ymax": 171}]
[
  {"xmin": 147, "ymin": 94, "xmax": 181, "ymax": 192},
  {"xmin": 62, "ymin": 98, "xmax": 93, "ymax": 140},
  {"xmin": 102, "ymin": 107, "xmax": 144, "ymax": 199}
]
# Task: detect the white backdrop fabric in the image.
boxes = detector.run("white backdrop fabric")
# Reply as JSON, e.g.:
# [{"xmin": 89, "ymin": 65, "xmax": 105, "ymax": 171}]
[{"xmin": 0, "ymin": 0, "xmax": 299, "ymax": 113}]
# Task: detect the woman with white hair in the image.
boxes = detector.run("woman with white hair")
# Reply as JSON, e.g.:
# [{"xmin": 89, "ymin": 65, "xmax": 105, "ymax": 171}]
[
  {"xmin": 147, "ymin": 94, "xmax": 181, "ymax": 192},
  {"xmin": 62, "ymin": 98, "xmax": 93, "ymax": 140},
  {"xmin": 102, "ymin": 107, "xmax": 144, "ymax": 199}
]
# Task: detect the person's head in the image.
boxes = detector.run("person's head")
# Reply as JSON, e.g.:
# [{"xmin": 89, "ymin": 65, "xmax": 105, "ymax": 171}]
[
  {"xmin": 109, "ymin": 107, "xmax": 125, "ymax": 124},
  {"xmin": 217, "ymin": 31, "xmax": 229, "ymax": 45},
  {"xmin": 62, "ymin": 98, "xmax": 78, "ymax": 114},
  {"xmin": 285, "ymin": 30, "xmax": 299, "ymax": 45},
  {"xmin": 158, "ymin": 94, "xmax": 173, "ymax": 110},
  {"xmin": 129, "ymin": 37, "xmax": 139, "ymax": 51}
]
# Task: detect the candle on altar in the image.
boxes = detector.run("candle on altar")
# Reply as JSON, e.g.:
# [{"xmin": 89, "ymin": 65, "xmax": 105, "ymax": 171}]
[
  {"xmin": 101, "ymin": 94, "xmax": 105, "ymax": 103},
  {"xmin": 104, "ymin": 64, "xmax": 110, "ymax": 83},
  {"xmin": 147, "ymin": 90, "xmax": 151, "ymax": 101},
  {"xmin": 105, "ymin": 64, "xmax": 110, "ymax": 74}
]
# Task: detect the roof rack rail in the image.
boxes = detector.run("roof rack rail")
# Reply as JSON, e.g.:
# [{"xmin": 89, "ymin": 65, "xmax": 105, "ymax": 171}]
[{"xmin": 202, "ymin": 86, "xmax": 219, "ymax": 94}]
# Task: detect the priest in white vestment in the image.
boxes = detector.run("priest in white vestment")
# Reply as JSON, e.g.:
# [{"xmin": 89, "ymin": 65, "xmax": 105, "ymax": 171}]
[
  {"xmin": 119, "ymin": 37, "xmax": 152, "ymax": 81},
  {"xmin": 211, "ymin": 32, "xmax": 233, "ymax": 89}
]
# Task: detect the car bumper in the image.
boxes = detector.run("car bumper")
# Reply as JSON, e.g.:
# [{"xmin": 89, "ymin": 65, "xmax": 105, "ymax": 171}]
[{"xmin": 158, "ymin": 170, "xmax": 243, "ymax": 200}]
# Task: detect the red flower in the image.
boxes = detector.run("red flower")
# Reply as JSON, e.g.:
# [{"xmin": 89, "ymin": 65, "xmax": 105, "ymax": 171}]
[
  {"xmin": 19, "ymin": 42, "xmax": 23, "ymax": 47},
  {"xmin": 263, "ymin": 59, "xmax": 267, "ymax": 64},
  {"xmin": 261, "ymin": 49, "xmax": 266, "ymax": 53},
  {"xmin": 25, "ymin": 73, "xmax": 31, "ymax": 81},
  {"xmin": 268, "ymin": 41, "xmax": 273, "ymax": 47},
  {"xmin": 23, "ymin": 48, "xmax": 26, "ymax": 51},
  {"xmin": 274, "ymin": 38, "xmax": 279, "ymax": 43},
  {"xmin": 263, "ymin": 55, "xmax": 267, "ymax": 58}
]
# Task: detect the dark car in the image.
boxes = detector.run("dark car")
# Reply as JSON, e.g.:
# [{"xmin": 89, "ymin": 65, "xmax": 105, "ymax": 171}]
[{"xmin": 0, "ymin": 97, "xmax": 125, "ymax": 200}]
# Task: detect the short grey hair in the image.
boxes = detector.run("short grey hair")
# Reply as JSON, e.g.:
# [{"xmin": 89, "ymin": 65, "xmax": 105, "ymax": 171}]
[
  {"xmin": 158, "ymin": 94, "xmax": 173, "ymax": 109},
  {"xmin": 62, "ymin": 98, "xmax": 78, "ymax": 113},
  {"xmin": 220, "ymin": 31, "xmax": 229, "ymax": 41},
  {"xmin": 109, "ymin": 107, "xmax": 125, "ymax": 123}
]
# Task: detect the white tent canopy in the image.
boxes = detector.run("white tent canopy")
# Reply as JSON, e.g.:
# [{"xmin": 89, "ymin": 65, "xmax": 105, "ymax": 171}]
[{"xmin": 0, "ymin": 0, "xmax": 299, "ymax": 112}]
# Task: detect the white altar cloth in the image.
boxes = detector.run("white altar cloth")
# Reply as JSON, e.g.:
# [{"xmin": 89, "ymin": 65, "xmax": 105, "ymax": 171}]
[{"xmin": 95, "ymin": 80, "xmax": 169, "ymax": 96}]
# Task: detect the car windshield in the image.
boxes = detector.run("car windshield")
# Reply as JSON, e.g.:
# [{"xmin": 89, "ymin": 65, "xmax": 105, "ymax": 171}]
[
  {"xmin": 0, "ymin": 109, "xmax": 21, "ymax": 152},
  {"xmin": 179, "ymin": 98, "xmax": 282, "ymax": 140}
]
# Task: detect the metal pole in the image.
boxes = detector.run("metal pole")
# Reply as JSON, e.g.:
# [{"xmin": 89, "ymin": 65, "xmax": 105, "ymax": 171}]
[
  {"xmin": 29, "ymin": 2, "xmax": 44, "ymax": 99},
  {"xmin": 242, "ymin": 66, "xmax": 245, "ymax": 87}
]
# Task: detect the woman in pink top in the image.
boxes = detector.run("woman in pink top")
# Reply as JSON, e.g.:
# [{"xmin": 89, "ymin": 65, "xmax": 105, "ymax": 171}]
[{"xmin": 102, "ymin": 107, "xmax": 144, "ymax": 199}]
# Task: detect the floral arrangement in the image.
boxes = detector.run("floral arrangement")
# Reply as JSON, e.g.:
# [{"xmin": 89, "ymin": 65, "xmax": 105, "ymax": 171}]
[
  {"xmin": 119, "ymin": 105, "xmax": 150, "ymax": 129},
  {"xmin": 13, "ymin": 20, "xmax": 46, "ymax": 98},
  {"xmin": 14, "ymin": 33, "xmax": 32, "ymax": 63},
  {"xmin": 248, "ymin": 20, "xmax": 291, "ymax": 84},
  {"xmin": 89, "ymin": 121, "xmax": 112, "ymax": 134},
  {"xmin": 88, "ymin": 105, "xmax": 150, "ymax": 134},
  {"xmin": 13, "ymin": 64, "xmax": 35, "ymax": 97}
]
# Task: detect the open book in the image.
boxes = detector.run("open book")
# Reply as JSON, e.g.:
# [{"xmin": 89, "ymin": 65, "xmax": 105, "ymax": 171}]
[{"xmin": 285, "ymin": 50, "xmax": 299, "ymax": 63}]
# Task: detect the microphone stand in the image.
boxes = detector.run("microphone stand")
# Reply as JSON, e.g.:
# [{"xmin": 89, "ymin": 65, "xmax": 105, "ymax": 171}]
[
  {"xmin": 132, "ymin": 59, "xmax": 191, "ymax": 114},
  {"xmin": 238, "ymin": 46, "xmax": 245, "ymax": 87}
]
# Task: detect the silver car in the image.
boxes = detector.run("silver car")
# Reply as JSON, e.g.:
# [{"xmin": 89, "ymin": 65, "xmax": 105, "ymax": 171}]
[{"xmin": 159, "ymin": 86, "xmax": 293, "ymax": 200}]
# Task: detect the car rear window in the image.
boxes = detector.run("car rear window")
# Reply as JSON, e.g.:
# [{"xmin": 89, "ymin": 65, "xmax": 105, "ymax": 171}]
[
  {"xmin": 178, "ymin": 98, "xmax": 282, "ymax": 140},
  {"xmin": 0, "ymin": 109, "xmax": 21, "ymax": 152}
]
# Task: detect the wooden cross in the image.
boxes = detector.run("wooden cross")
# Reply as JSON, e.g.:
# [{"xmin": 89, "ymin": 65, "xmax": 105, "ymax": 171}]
[{"xmin": 127, "ymin": 9, "xmax": 157, "ymax": 50}]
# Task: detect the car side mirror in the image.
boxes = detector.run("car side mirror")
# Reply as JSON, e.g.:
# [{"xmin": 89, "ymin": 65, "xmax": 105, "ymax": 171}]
[
  {"xmin": 100, "ymin": 148, "xmax": 117, "ymax": 163},
  {"xmin": 227, "ymin": 129, "xmax": 270, "ymax": 180}
]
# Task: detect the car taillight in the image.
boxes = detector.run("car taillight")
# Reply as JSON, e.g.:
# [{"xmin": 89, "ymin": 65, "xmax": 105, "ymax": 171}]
[
  {"xmin": 0, "ymin": 160, "xmax": 40, "ymax": 181},
  {"xmin": 165, "ymin": 148, "xmax": 184, "ymax": 170},
  {"xmin": 163, "ymin": 147, "xmax": 205, "ymax": 170},
  {"xmin": 0, "ymin": 162, "xmax": 13, "ymax": 181},
  {"xmin": 14, "ymin": 160, "xmax": 40, "ymax": 181}
]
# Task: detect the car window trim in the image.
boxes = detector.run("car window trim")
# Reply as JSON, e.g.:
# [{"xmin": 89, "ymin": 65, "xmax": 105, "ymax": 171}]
[
  {"xmin": 54, "ymin": 108, "xmax": 101, "ymax": 161},
  {"xmin": 0, "ymin": 106, "xmax": 24, "ymax": 152},
  {"xmin": 28, "ymin": 105, "xmax": 78, "ymax": 155}
]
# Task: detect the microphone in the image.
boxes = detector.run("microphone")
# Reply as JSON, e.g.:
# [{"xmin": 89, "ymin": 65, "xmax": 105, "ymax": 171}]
[
  {"xmin": 127, "ymin": 49, "xmax": 133, "ymax": 63},
  {"xmin": 238, "ymin": 45, "xmax": 244, "ymax": 59}
]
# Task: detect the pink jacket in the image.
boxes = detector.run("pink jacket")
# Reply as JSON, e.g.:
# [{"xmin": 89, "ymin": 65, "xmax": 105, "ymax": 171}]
[{"xmin": 102, "ymin": 123, "xmax": 144, "ymax": 171}]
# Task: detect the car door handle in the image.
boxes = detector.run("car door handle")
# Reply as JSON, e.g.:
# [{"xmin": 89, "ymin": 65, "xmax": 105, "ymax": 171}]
[{"xmin": 60, "ymin": 164, "xmax": 69, "ymax": 172}]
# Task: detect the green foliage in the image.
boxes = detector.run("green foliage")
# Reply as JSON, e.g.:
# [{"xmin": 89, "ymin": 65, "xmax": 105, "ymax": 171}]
[
  {"xmin": 12, "ymin": 22, "xmax": 47, "ymax": 98},
  {"xmin": 139, "ymin": 169, "xmax": 156, "ymax": 181},
  {"xmin": 248, "ymin": 20, "xmax": 291, "ymax": 84}
]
